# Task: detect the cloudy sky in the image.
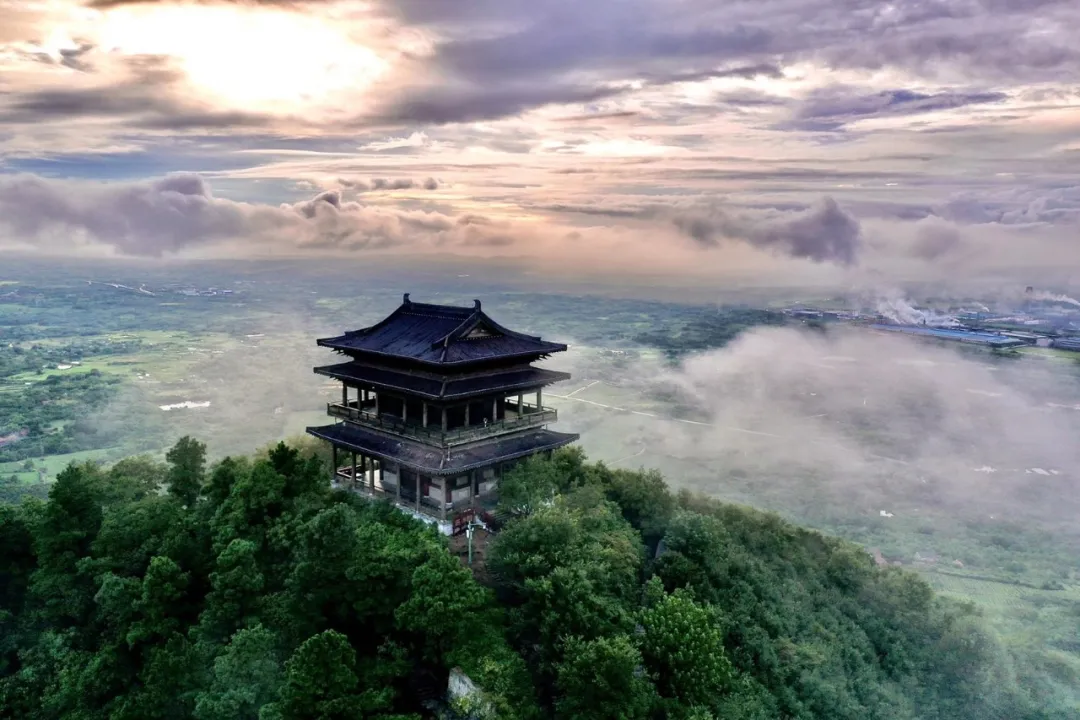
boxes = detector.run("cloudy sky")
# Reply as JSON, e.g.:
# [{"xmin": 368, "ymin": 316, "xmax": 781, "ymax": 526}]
[{"xmin": 0, "ymin": 0, "xmax": 1078, "ymax": 286}]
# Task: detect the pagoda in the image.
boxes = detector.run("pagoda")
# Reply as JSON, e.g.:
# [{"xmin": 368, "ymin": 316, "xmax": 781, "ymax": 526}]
[{"xmin": 306, "ymin": 294, "xmax": 579, "ymax": 523}]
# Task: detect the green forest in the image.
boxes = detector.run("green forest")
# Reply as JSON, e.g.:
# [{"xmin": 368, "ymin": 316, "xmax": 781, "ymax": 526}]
[{"xmin": 0, "ymin": 440, "xmax": 1071, "ymax": 720}]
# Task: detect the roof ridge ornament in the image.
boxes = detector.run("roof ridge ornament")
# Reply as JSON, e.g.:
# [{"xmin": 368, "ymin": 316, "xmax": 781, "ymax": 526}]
[
  {"xmin": 403, "ymin": 293, "xmax": 411, "ymax": 305},
  {"xmin": 473, "ymin": 299, "xmax": 481, "ymax": 311}
]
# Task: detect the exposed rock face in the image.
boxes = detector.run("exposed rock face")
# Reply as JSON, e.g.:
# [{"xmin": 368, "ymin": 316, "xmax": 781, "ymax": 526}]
[
  {"xmin": 869, "ymin": 547, "xmax": 888, "ymax": 567},
  {"xmin": 448, "ymin": 667, "xmax": 492, "ymax": 719}
]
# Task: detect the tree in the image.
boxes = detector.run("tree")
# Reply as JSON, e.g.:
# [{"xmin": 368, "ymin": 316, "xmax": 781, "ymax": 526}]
[
  {"xmin": 107, "ymin": 455, "xmax": 165, "ymax": 503},
  {"xmin": 555, "ymin": 635, "xmax": 656, "ymax": 720},
  {"xmin": 497, "ymin": 455, "xmax": 561, "ymax": 517},
  {"xmin": 273, "ymin": 630, "xmax": 388, "ymax": 720},
  {"xmin": 203, "ymin": 456, "xmax": 247, "ymax": 507},
  {"xmin": 166, "ymin": 436, "xmax": 207, "ymax": 507},
  {"xmin": 127, "ymin": 555, "xmax": 191, "ymax": 648},
  {"xmin": 638, "ymin": 581, "xmax": 734, "ymax": 707},
  {"xmin": 28, "ymin": 463, "xmax": 104, "ymax": 629},
  {"xmin": 193, "ymin": 625, "xmax": 281, "ymax": 720},
  {"xmin": 395, "ymin": 548, "xmax": 491, "ymax": 663},
  {"xmin": 0, "ymin": 506, "xmax": 35, "ymax": 613},
  {"xmin": 197, "ymin": 539, "xmax": 264, "ymax": 643},
  {"xmin": 602, "ymin": 468, "xmax": 673, "ymax": 546}
]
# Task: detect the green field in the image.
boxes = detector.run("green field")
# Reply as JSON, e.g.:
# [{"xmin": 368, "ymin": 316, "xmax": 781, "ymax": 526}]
[
  {"xmin": 0, "ymin": 447, "xmax": 123, "ymax": 480},
  {"xmin": 1017, "ymin": 346, "xmax": 1080, "ymax": 361}
]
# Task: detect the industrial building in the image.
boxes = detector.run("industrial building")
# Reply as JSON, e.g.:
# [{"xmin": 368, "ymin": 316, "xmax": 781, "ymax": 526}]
[
  {"xmin": 869, "ymin": 324, "xmax": 1027, "ymax": 349},
  {"xmin": 1050, "ymin": 337, "xmax": 1080, "ymax": 352}
]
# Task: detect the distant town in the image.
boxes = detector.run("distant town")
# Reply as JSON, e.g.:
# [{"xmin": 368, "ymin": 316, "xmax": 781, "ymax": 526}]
[{"xmin": 783, "ymin": 287, "xmax": 1080, "ymax": 352}]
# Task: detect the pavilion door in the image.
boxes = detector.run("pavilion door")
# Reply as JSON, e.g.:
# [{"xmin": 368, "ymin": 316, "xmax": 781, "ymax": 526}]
[{"xmin": 399, "ymin": 468, "xmax": 418, "ymax": 502}]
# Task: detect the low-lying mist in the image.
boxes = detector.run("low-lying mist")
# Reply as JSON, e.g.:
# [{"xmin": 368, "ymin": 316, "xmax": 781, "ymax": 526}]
[
  {"xmin": 549, "ymin": 326, "xmax": 1080, "ymax": 532},
  {"xmin": 85, "ymin": 305, "xmax": 1080, "ymax": 542}
]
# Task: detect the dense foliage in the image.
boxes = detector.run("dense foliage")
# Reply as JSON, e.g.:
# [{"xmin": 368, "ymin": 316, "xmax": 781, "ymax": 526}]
[
  {"xmin": 0, "ymin": 371, "xmax": 122, "ymax": 463},
  {"xmin": 0, "ymin": 338, "xmax": 140, "ymax": 463},
  {"xmin": 1, "ymin": 440, "xmax": 1071, "ymax": 718}
]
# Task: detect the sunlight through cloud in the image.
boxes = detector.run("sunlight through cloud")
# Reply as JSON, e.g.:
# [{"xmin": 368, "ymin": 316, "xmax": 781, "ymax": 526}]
[{"xmin": 95, "ymin": 4, "xmax": 389, "ymax": 111}]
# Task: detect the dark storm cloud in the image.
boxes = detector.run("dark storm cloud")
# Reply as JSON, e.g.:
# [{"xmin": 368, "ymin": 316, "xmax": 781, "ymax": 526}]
[
  {"xmin": 530, "ymin": 195, "xmax": 863, "ymax": 265},
  {"xmin": 0, "ymin": 173, "xmax": 509, "ymax": 256},
  {"xmin": 21, "ymin": 0, "xmax": 1072, "ymax": 134},
  {"xmin": 780, "ymin": 87, "xmax": 1009, "ymax": 131},
  {"xmin": 934, "ymin": 187, "xmax": 1080, "ymax": 226},
  {"xmin": 435, "ymin": 25, "xmax": 773, "ymax": 83},
  {"xmin": 910, "ymin": 217, "xmax": 966, "ymax": 260},
  {"xmin": 349, "ymin": 0, "xmax": 1077, "ymax": 124},
  {"xmin": 18, "ymin": 43, "xmax": 97, "ymax": 72},
  {"xmin": 672, "ymin": 197, "xmax": 863, "ymax": 265},
  {"xmin": 337, "ymin": 177, "xmax": 441, "ymax": 192},
  {"xmin": 0, "ymin": 58, "xmax": 275, "ymax": 130},
  {"xmin": 0, "ymin": 173, "xmax": 250, "ymax": 255},
  {"xmin": 368, "ymin": 82, "xmax": 628, "ymax": 126}
]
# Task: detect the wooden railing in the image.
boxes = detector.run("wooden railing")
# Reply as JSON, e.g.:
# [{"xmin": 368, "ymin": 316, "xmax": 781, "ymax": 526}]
[
  {"xmin": 327, "ymin": 403, "xmax": 557, "ymax": 446},
  {"xmin": 334, "ymin": 471, "xmax": 444, "ymax": 514}
]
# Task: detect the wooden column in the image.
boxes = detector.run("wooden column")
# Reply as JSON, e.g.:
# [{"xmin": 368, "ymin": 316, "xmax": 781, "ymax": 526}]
[
  {"xmin": 351, "ymin": 451, "xmax": 357, "ymax": 489},
  {"xmin": 369, "ymin": 459, "xmax": 375, "ymax": 491},
  {"xmin": 537, "ymin": 388, "xmax": 542, "ymax": 409},
  {"xmin": 442, "ymin": 407, "xmax": 447, "ymax": 431},
  {"xmin": 440, "ymin": 479, "xmax": 447, "ymax": 520},
  {"xmin": 342, "ymin": 384, "xmax": 348, "ymax": 406},
  {"xmin": 374, "ymin": 392, "xmax": 379, "ymax": 416},
  {"xmin": 395, "ymin": 465, "xmax": 401, "ymax": 500},
  {"xmin": 492, "ymin": 398, "xmax": 497, "ymax": 422},
  {"xmin": 464, "ymin": 403, "xmax": 470, "ymax": 426},
  {"xmin": 517, "ymin": 393, "xmax": 524, "ymax": 415},
  {"xmin": 331, "ymin": 445, "xmax": 338, "ymax": 482},
  {"xmin": 402, "ymin": 399, "xmax": 408, "ymax": 423},
  {"xmin": 422, "ymin": 403, "xmax": 428, "ymax": 428},
  {"xmin": 415, "ymin": 474, "xmax": 421, "ymax": 511},
  {"xmin": 378, "ymin": 461, "xmax": 384, "ymax": 490},
  {"xmin": 470, "ymin": 470, "xmax": 477, "ymax": 507}
]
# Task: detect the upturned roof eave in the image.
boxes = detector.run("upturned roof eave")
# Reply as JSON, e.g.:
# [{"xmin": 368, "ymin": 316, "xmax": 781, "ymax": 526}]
[{"xmin": 315, "ymin": 343, "xmax": 568, "ymax": 368}]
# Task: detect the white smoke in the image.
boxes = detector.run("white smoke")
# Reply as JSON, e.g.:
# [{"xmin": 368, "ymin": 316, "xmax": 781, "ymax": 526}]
[
  {"xmin": 873, "ymin": 295, "xmax": 958, "ymax": 327},
  {"xmin": 1028, "ymin": 290, "xmax": 1080, "ymax": 308}
]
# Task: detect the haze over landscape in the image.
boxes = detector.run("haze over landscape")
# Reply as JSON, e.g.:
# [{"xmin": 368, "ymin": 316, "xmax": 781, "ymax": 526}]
[{"xmin": 2, "ymin": 2, "xmax": 1080, "ymax": 719}]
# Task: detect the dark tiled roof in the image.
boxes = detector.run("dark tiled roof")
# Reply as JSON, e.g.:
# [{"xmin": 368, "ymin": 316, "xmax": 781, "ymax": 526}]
[
  {"xmin": 314, "ymin": 362, "xmax": 571, "ymax": 400},
  {"xmin": 307, "ymin": 422, "xmax": 579, "ymax": 476},
  {"xmin": 317, "ymin": 294, "xmax": 567, "ymax": 366}
]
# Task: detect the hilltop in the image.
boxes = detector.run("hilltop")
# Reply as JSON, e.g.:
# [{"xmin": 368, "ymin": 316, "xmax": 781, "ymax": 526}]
[{"xmin": 0, "ymin": 438, "xmax": 1072, "ymax": 720}]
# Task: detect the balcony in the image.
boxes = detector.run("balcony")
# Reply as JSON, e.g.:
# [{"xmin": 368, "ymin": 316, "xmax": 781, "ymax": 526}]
[
  {"xmin": 333, "ymin": 468, "xmax": 492, "ymax": 524},
  {"xmin": 327, "ymin": 401, "xmax": 558, "ymax": 447}
]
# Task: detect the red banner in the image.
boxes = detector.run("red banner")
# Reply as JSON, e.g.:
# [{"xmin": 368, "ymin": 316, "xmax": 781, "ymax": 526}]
[{"xmin": 452, "ymin": 509, "xmax": 475, "ymax": 536}]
